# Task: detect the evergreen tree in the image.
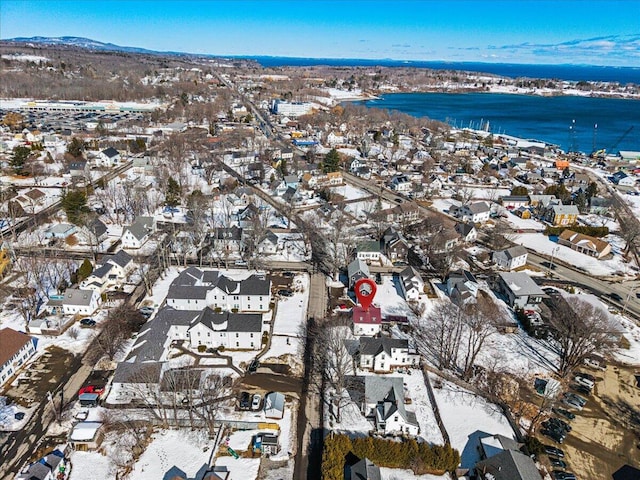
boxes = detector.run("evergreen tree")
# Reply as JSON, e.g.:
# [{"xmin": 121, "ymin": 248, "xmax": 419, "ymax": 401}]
[
  {"xmin": 77, "ymin": 258, "xmax": 93, "ymax": 282},
  {"xmin": 67, "ymin": 137, "xmax": 86, "ymax": 158},
  {"xmin": 11, "ymin": 145, "xmax": 31, "ymax": 175},
  {"xmin": 510, "ymin": 185, "xmax": 529, "ymax": 196},
  {"xmin": 165, "ymin": 177, "xmax": 181, "ymax": 207},
  {"xmin": 61, "ymin": 190, "xmax": 90, "ymax": 225},
  {"xmin": 322, "ymin": 148, "xmax": 341, "ymax": 173}
]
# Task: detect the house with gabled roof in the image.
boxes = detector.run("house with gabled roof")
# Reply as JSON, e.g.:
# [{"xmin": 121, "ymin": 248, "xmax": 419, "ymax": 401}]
[
  {"xmin": 452, "ymin": 201, "xmax": 491, "ymax": 223},
  {"xmin": 352, "ymin": 305, "xmax": 382, "ymax": 337},
  {"xmin": 187, "ymin": 308, "xmax": 263, "ymax": 350},
  {"xmin": 558, "ymin": 229, "xmax": 611, "ymax": 259},
  {"xmin": 121, "ymin": 216, "xmax": 155, "ymax": 249},
  {"xmin": 347, "ymin": 258, "xmax": 371, "ymax": 289},
  {"xmin": 360, "ymin": 376, "xmax": 419, "ymax": 436},
  {"xmin": 348, "ymin": 458, "xmax": 382, "ymax": 480},
  {"xmin": 544, "ymin": 204, "xmax": 579, "ymax": 226},
  {"xmin": 61, "ymin": 288, "xmax": 101, "ymax": 315},
  {"xmin": 475, "ymin": 449, "xmax": 541, "ymax": 480},
  {"xmin": 257, "ymin": 230, "xmax": 280, "ymax": 255},
  {"xmin": 398, "ymin": 266, "xmax": 424, "ymax": 301},
  {"xmin": 0, "ymin": 328, "xmax": 36, "ymax": 387},
  {"xmin": 80, "ymin": 250, "xmax": 134, "ymax": 293},
  {"xmin": 496, "ymin": 272, "xmax": 546, "ymax": 309},
  {"xmin": 166, "ymin": 268, "xmax": 271, "ymax": 312},
  {"xmin": 493, "ymin": 246, "xmax": 528, "ymax": 270},
  {"xmin": 357, "ymin": 337, "xmax": 419, "ymax": 372},
  {"xmin": 455, "ymin": 222, "xmax": 478, "ymax": 243},
  {"xmin": 96, "ymin": 146, "xmax": 121, "ymax": 167},
  {"xmin": 381, "ymin": 227, "xmax": 409, "ymax": 262},
  {"xmin": 356, "ymin": 240, "xmax": 384, "ymax": 264},
  {"xmin": 447, "ymin": 270, "xmax": 479, "ymax": 306}
]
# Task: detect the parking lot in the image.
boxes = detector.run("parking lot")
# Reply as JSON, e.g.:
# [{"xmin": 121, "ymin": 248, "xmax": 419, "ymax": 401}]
[
  {"xmin": 3, "ymin": 346, "xmax": 76, "ymax": 407},
  {"xmin": 536, "ymin": 362, "xmax": 640, "ymax": 479}
]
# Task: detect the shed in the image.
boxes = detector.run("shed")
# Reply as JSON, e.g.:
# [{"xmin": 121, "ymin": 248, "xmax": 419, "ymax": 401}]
[
  {"xmin": 69, "ymin": 421, "xmax": 104, "ymax": 451},
  {"xmin": 263, "ymin": 392, "xmax": 285, "ymax": 419},
  {"xmin": 78, "ymin": 392, "xmax": 100, "ymax": 407}
]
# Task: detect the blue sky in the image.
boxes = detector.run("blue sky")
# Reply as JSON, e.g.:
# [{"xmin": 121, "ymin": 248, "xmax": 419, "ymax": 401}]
[{"xmin": 1, "ymin": 0, "xmax": 639, "ymax": 66}]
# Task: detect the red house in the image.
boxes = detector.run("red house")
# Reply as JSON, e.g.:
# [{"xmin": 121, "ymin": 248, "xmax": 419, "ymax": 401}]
[{"xmin": 352, "ymin": 306, "xmax": 382, "ymax": 337}]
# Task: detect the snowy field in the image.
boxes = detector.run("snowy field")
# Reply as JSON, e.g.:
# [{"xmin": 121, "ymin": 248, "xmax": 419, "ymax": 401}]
[
  {"xmin": 128, "ymin": 429, "xmax": 214, "ymax": 480},
  {"xmin": 68, "ymin": 451, "xmax": 115, "ymax": 480},
  {"xmin": 515, "ymin": 232, "xmax": 631, "ymax": 276},
  {"xmin": 379, "ymin": 469, "xmax": 448, "ymax": 480},
  {"xmin": 429, "ymin": 375, "xmax": 516, "ymax": 470},
  {"xmin": 212, "ymin": 457, "xmax": 260, "ymax": 480},
  {"xmin": 501, "ymin": 212, "xmax": 546, "ymax": 230},
  {"xmin": 328, "ymin": 184, "xmax": 370, "ymax": 201}
]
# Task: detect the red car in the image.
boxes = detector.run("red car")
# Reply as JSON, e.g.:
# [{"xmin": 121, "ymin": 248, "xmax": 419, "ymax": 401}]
[{"xmin": 78, "ymin": 385, "xmax": 105, "ymax": 396}]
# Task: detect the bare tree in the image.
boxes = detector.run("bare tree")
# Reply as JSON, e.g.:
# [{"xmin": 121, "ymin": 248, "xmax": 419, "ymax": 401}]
[
  {"xmin": 548, "ymin": 297, "xmax": 617, "ymax": 377},
  {"xmin": 315, "ymin": 321, "xmax": 354, "ymax": 423}
]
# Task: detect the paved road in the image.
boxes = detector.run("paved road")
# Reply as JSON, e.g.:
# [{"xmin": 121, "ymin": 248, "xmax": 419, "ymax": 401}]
[
  {"xmin": 526, "ymin": 251, "xmax": 640, "ymax": 321},
  {"xmin": 0, "ymin": 355, "xmax": 91, "ymax": 478},
  {"xmin": 294, "ymin": 273, "xmax": 327, "ymax": 480}
]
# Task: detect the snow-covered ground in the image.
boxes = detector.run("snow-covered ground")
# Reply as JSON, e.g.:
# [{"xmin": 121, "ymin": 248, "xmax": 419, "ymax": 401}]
[
  {"xmin": 429, "ymin": 375, "xmax": 516, "ymax": 470},
  {"xmin": 127, "ymin": 429, "xmax": 214, "ymax": 480},
  {"xmin": 328, "ymin": 184, "xmax": 370, "ymax": 201},
  {"xmin": 501, "ymin": 212, "xmax": 546, "ymax": 230},
  {"xmin": 515, "ymin": 232, "xmax": 632, "ymax": 276},
  {"xmin": 212, "ymin": 456, "xmax": 260, "ymax": 480},
  {"xmin": 68, "ymin": 451, "xmax": 115, "ymax": 480},
  {"xmin": 379, "ymin": 469, "xmax": 448, "ymax": 480}
]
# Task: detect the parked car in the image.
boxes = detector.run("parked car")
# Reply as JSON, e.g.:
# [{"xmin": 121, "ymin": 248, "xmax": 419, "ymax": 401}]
[
  {"xmin": 542, "ymin": 428, "xmax": 565, "ymax": 444},
  {"xmin": 139, "ymin": 306, "xmax": 155, "ymax": 317},
  {"xmin": 278, "ymin": 289, "xmax": 294, "ymax": 297},
  {"xmin": 239, "ymin": 392, "xmax": 251, "ymax": 410},
  {"xmin": 251, "ymin": 394, "xmax": 262, "ymax": 410},
  {"xmin": 247, "ymin": 358, "xmax": 259, "ymax": 373},
  {"xmin": 542, "ymin": 418, "xmax": 571, "ymax": 433},
  {"xmin": 78, "ymin": 385, "xmax": 105, "ymax": 396},
  {"xmin": 550, "ymin": 458, "xmax": 568, "ymax": 469},
  {"xmin": 79, "ymin": 318, "xmax": 96, "ymax": 327},
  {"xmin": 552, "ymin": 408, "xmax": 576, "ymax": 421},
  {"xmin": 552, "ymin": 471, "xmax": 576, "ymax": 480},
  {"xmin": 544, "ymin": 445, "xmax": 565, "ymax": 458},
  {"xmin": 572, "ymin": 384, "xmax": 592, "ymax": 396},
  {"xmin": 607, "ymin": 292, "xmax": 623, "ymax": 302},
  {"xmin": 282, "ymin": 271, "xmax": 295, "ymax": 278},
  {"xmin": 574, "ymin": 374, "xmax": 594, "ymax": 389}
]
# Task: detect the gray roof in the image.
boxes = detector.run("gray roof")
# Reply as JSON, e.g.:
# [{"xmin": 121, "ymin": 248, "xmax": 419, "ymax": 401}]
[
  {"xmin": 101, "ymin": 147, "xmax": 119, "ymax": 158},
  {"xmin": 105, "ymin": 249, "xmax": 133, "ymax": 268},
  {"xmin": 213, "ymin": 226, "xmax": 243, "ymax": 241},
  {"xmin": 24, "ymin": 461, "xmax": 51, "ymax": 480},
  {"xmin": 62, "ymin": 288, "xmax": 96, "ymax": 306},
  {"xmin": 399, "ymin": 266, "xmax": 421, "ymax": 282},
  {"xmin": 90, "ymin": 263, "xmax": 114, "ymax": 280},
  {"xmin": 551, "ymin": 204, "xmax": 579, "ymax": 215},
  {"xmin": 364, "ymin": 376, "xmax": 418, "ymax": 426},
  {"xmin": 475, "ymin": 449, "xmax": 541, "ymax": 480},
  {"xmin": 494, "ymin": 245, "xmax": 528, "ymax": 260},
  {"xmin": 359, "ymin": 337, "xmax": 408, "ymax": 357},
  {"xmin": 172, "ymin": 267, "xmax": 204, "ymax": 287},
  {"xmin": 47, "ymin": 223, "xmax": 75, "ymax": 235},
  {"xmin": 126, "ymin": 307, "xmax": 198, "ymax": 362},
  {"xmin": 239, "ymin": 274, "xmax": 270, "ymax": 295},
  {"xmin": 348, "ymin": 258, "xmax": 370, "ymax": 279},
  {"xmin": 350, "ymin": 458, "xmax": 382, "ymax": 480},
  {"xmin": 456, "ymin": 222, "xmax": 476, "ymax": 237},
  {"xmin": 467, "ymin": 201, "xmax": 491, "ymax": 214},
  {"xmin": 480, "ymin": 434, "xmax": 521, "ymax": 458},
  {"xmin": 196, "ymin": 308, "xmax": 263, "ymax": 333},
  {"xmin": 167, "ymin": 285, "xmax": 210, "ymax": 300},
  {"xmin": 89, "ymin": 217, "xmax": 108, "ymax": 237},
  {"xmin": 498, "ymin": 272, "xmax": 545, "ymax": 297},
  {"xmin": 125, "ymin": 216, "xmax": 154, "ymax": 241}
]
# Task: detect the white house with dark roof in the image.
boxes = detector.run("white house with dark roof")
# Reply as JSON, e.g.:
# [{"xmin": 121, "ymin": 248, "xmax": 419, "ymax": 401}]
[
  {"xmin": 347, "ymin": 258, "xmax": 370, "ymax": 289},
  {"xmin": 452, "ymin": 201, "xmax": 492, "ymax": 223},
  {"xmin": 80, "ymin": 250, "xmax": 134, "ymax": 293},
  {"xmin": 166, "ymin": 267, "xmax": 271, "ymax": 312},
  {"xmin": 357, "ymin": 337, "xmax": 419, "ymax": 372},
  {"xmin": 493, "ymin": 246, "xmax": 528, "ymax": 271},
  {"xmin": 187, "ymin": 308, "xmax": 263, "ymax": 350},
  {"xmin": 61, "ymin": 288, "xmax": 101, "ymax": 315},
  {"xmin": 361, "ymin": 376, "xmax": 420, "ymax": 436},
  {"xmin": 398, "ymin": 266, "xmax": 424, "ymax": 301},
  {"xmin": 121, "ymin": 216, "xmax": 155, "ymax": 249},
  {"xmin": 0, "ymin": 327, "xmax": 36, "ymax": 387},
  {"xmin": 447, "ymin": 270, "xmax": 479, "ymax": 306},
  {"xmin": 496, "ymin": 272, "xmax": 546, "ymax": 309},
  {"xmin": 96, "ymin": 147, "xmax": 121, "ymax": 167}
]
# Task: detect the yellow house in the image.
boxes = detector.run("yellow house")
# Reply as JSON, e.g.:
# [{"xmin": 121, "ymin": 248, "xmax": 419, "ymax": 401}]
[
  {"xmin": 0, "ymin": 247, "xmax": 11, "ymax": 279},
  {"xmin": 546, "ymin": 204, "xmax": 579, "ymax": 226}
]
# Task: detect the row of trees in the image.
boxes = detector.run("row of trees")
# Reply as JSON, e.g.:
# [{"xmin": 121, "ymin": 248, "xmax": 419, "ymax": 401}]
[{"xmin": 322, "ymin": 434, "xmax": 460, "ymax": 479}]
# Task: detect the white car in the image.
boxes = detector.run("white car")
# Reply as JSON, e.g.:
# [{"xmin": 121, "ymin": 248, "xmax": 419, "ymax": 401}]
[
  {"xmin": 574, "ymin": 375, "xmax": 594, "ymax": 389},
  {"xmin": 251, "ymin": 394, "xmax": 262, "ymax": 411}
]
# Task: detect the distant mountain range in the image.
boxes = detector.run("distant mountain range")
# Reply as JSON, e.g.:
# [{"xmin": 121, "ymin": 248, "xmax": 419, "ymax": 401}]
[{"xmin": 3, "ymin": 36, "xmax": 194, "ymax": 57}]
